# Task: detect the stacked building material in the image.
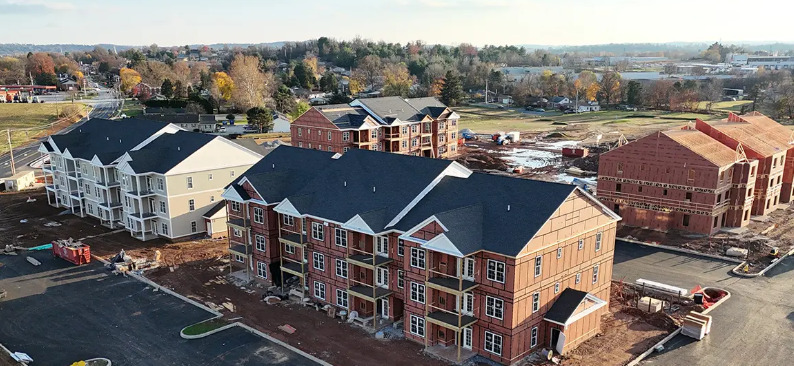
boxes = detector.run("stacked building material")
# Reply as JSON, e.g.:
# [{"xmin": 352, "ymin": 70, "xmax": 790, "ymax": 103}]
[{"xmin": 681, "ymin": 311, "xmax": 712, "ymax": 340}]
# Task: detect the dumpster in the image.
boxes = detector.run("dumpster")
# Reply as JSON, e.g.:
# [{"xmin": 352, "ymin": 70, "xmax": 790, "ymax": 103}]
[{"xmin": 51, "ymin": 239, "xmax": 91, "ymax": 265}]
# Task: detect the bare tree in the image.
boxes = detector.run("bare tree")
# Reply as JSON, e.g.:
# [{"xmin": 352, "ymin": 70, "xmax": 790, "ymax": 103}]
[{"xmin": 229, "ymin": 54, "xmax": 274, "ymax": 111}]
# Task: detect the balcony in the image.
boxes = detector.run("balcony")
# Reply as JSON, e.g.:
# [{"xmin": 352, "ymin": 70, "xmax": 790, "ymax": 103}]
[
  {"xmin": 95, "ymin": 180, "xmax": 121, "ymax": 189},
  {"xmin": 98, "ymin": 201, "xmax": 123, "ymax": 209},
  {"xmin": 347, "ymin": 254, "xmax": 393, "ymax": 269},
  {"xmin": 426, "ymin": 311, "xmax": 477, "ymax": 332},
  {"xmin": 426, "ymin": 277, "xmax": 478, "ymax": 296},
  {"xmin": 279, "ymin": 231, "xmax": 307, "ymax": 246},
  {"xmin": 68, "ymin": 190, "xmax": 84, "ymax": 199},
  {"xmin": 348, "ymin": 284, "xmax": 392, "ymax": 302},
  {"xmin": 229, "ymin": 244, "xmax": 250, "ymax": 256},
  {"xmin": 41, "ymin": 164, "xmax": 53, "ymax": 173},
  {"xmin": 45, "ymin": 184, "xmax": 57, "ymax": 191},
  {"xmin": 227, "ymin": 217, "xmax": 250, "ymax": 230},
  {"xmin": 126, "ymin": 189, "xmax": 156, "ymax": 197},
  {"xmin": 128, "ymin": 212, "xmax": 157, "ymax": 220},
  {"xmin": 280, "ymin": 260, "xmax": 309, "ymax": 277},
  {"xmin": 383, "ymin": 133, "xmax": 405, "ymax": 141}
]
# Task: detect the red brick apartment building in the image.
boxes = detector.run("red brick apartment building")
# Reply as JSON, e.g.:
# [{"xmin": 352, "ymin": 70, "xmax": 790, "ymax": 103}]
[
  {"xmin": 598, "ymin": 112, "xmax": 792, "ymax": 235},
  {"xmin": 290, "ymin": 96, "xmax": 460, "ymax": 158},
  {"xmin": 222, "ymin": 146, "xmax": 620, "ymax": 364}
]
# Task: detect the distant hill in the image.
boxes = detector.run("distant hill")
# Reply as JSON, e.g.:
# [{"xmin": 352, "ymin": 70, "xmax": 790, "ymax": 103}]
[
  {"xmin": 518, "ymin": 42, "xmax": 794, "ymax": 55},
  {"xmin": 0, "ymin": 42, "xmax": 290, "ymax": 55}
]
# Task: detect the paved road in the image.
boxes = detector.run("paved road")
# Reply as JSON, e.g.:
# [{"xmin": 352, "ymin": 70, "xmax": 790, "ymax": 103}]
[
  {"xmin": 0, "ymin": 251, "xmax": 322, "ymax": 366},
  {"xmin": 613, "ymin": 240, "xmax": 794, "ymax": 366},
  {"xmin": 0, "ymin": 83, "xmax": 119, "ymax": 178}
]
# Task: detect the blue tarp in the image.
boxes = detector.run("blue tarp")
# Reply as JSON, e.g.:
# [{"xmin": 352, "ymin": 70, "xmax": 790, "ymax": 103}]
[{"xmin": 28, "ymin": 244, "xmax": 52, "ymax": 251}]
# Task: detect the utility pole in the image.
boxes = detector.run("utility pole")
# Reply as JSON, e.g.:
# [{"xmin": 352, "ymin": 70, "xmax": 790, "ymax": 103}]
[
  {"xmin": 485, "ymin": 78, "xmax": 489, "ymax": 104},
  {"xmin": 7, "ymin": 129, "xmax": 15, "ymax": 176}
]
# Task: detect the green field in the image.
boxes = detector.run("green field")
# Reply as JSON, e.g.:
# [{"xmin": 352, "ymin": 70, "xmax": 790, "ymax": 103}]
[
  {"xmin": 121, "ymin": 99, "xmax": 144, "ymax": 117},
  {"xmin": 0, "ymin": 102, "xmax": 89, "ymax": 155},
  {"xmin": 696, "ymin": 100, "xmax": 753, "ymax": 113}
]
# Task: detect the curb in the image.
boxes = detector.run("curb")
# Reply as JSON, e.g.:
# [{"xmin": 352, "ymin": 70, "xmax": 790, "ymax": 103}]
[
  {"xmin": 626, "ymin": 288, "xmax": 731, "ymax": 366},
  {"xmin": 85, "ymin": 358, "xmax": 112, "ymax": 366},
  {"xmin": 180, "ymin": 316, "xmax": 237, "ymax": 340},
  {"xmin": 619, "ymin": 238, "xmax": 744, "ymax": 263},
  {"xmin": 237, "ymin": 323, "xmax": 334, "ymax": 366},
  {"xmin": 730, "ymin": 248, "xmax": 794, "ymax": 277}
]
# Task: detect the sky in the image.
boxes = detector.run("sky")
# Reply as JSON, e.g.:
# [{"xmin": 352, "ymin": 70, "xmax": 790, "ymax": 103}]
[{"xmin": 1, "ymin": 0, "xmax": 793, "ymax": 46}]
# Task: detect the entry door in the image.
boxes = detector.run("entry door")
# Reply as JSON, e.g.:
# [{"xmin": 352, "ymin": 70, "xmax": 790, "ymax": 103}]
[
  {"xmin": 149, "ymin": 200, "xmax": 155, "ymax": 213},
  {"xmin": 461, "ymin": 257, "xmax": 475, "ymax": 281},
  {"xmin": 380, "ymin": 298, "xmax": 389, "ymax": 318},
  {"xmin": 376, "ymin": 267, "xmax": 389, "ymax": 288},
  {"xmin": 551, "ymin": 328, "xmax": 565, "ymax": 354},
  {"xmin": 376, "ymin": 236, "xmax": 389, "ymax": 257},
  {"xmin": 462, "ymin": 327, "xmax": 473, "ymax": 350},
  {"xmin": 460, "ymin": 293, "xmax": 474, "ymax": 316}
]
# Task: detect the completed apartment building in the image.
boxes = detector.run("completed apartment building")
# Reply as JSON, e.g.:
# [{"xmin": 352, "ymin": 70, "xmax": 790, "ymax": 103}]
[
  {"xmin": 598, "ymin": 112, "xmax": 790, "ymax": 235},
  {"xmin": 290, "ymin": 96, "xmax": 459, "ymax": 158},
  {"xmin": 222, "ymin": 146, "xmax": 620, "ymax": 364},
  {"xmin": 40, "ymin": 118, "xmax": 262, "ymax": 240}
]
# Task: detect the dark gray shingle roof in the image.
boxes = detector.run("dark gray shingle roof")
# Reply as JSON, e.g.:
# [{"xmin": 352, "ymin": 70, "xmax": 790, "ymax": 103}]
[
  {"xmin": 544, "ymin": 288, "xmax": 590, "ymax": 324},
  {"xmin": 356, "ymin": 97, "xmax": 425, "ymax": 123},
  {"xmin": 405, "ymin": 97, "xmax": 449, "ymax": 118},
  {"xmin": 48, "ymin": 118, "xmax": 170, "ymax": 164},
  {"xmin": 125, "ymin": 131, "xmax": 215, "ymax": 173},
  {"xmin": 315, "ymin": 104, "xmax": 373, "ymax": 129}
]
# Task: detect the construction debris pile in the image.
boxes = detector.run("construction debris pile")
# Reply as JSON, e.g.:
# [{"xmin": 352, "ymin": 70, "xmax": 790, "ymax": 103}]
[{"xmin": 106, "ymin": 249, "xmax": 161, "ymax": 275}]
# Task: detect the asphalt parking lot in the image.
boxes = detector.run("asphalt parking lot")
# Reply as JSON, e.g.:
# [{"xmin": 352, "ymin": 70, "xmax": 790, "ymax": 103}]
[{"xmin": 0, "ymin": 251, "xmax": 322, "ymax": 366}]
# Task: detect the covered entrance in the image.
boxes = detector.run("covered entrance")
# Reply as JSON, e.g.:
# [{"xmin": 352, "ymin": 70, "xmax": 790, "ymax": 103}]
[{"xmin": 543, "ymin": 288, "xmax": 607, "ymax": 355}]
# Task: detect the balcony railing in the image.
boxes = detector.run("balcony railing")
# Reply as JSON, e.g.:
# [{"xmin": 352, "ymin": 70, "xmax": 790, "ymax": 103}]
[
  {"xmin": 348, "ymin": 281, "xmax": 392, "ymax": 302},
  {"xmin": 128, "ymin": 212, "xmax": 157, "ymax": 220},
  {"xmin": 95, "ymin": 180, "xmax": 121, "ymax": 189},
  {"xmin": 383, "ymin": 133, "xmax": 405, "ymax": 140},
  {"xmin": 98, "ymin": 201, "xmax": 123, "ymax": 209},
  {"xmin": 126, "ymin": 189, "xmax": 156, "ymax": 197},
  {"xmin": 598, "ymin": 190, "xmax": 729, "ymax": 214},
  {"xmin": 426, "ymin": 276, "xmax": 478, "ymax": 295},
  {"xmin": 425, "ymin": 309, "xmax": 477, "ymax": 332},
  {"xmin": 227, "ymin": 217, "xmax": 250, "ymax": 230}
]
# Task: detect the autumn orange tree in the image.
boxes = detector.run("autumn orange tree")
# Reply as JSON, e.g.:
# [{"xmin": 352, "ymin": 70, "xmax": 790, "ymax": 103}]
[
  {"xmin": 119, "ymin": 67, "xmax": 142, "ymax": 93},
  {"xmin": 211, "ymin": 71, "xmax": 234, "ymax": 102},
  {"xmin": 382, "ymin": 63, "xmax": 413, "ymax": 97}
]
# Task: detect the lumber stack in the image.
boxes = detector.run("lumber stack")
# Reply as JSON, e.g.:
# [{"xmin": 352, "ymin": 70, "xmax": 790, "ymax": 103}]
[{"xmin": 681, "ymin": 311, "xmax": 712, "ymax": 340}]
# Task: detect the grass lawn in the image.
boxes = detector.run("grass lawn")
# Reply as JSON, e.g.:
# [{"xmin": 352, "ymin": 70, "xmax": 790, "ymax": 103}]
[
  {"xmin": 181, "ymin": 318, "xmax": 229, "ymax": 336},
  {"xmin": 697, "ymin": 100, "xmax": 753, "ymax": 113},
  {"xmin": 0, "ymin": 102, "xmax": 88, "ymax": 155},
  {"xmin": 121, "ymin": 99, "xmax": 143, "ymax": 117}
]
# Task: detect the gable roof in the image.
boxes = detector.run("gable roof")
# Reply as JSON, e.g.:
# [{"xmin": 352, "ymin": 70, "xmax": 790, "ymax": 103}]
[
  {"xmin": 314, "ymin": 104, "xmax": 376, "ymax": 129},
  {"xmin": 47, "ymin": 118, "xmax": 171, "ymax": 163},
  {"xmin": 405, "ymin": 97, "xmax": 449, "ymax": 119},
  {"xmin": 124, "ymin": 131, "xmax": 215, "ymax": 174},
  {"xmin": 697, "ymin": 113, "xmax": 790, "ymax": 157},
  {"xmin": 662, "ymin": 129, "xmax": 737, "ymax": 167},
  {"xmin": 354, "ymin": 96, "xmax": 426, "ymax": 123},
  {"xmin": 202, "ymin": 201, "xmax": 226, "ymax": 219},
  {"xmin": 544, "ymin": 288, "xmax": 607, "ymax": 326}
]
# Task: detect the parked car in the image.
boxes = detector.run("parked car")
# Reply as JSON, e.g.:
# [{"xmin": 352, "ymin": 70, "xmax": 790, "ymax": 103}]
[
  {"xmin": 619, "ymin": 105, "xmax": 638, "ymax": 111},
  {"xmin": 460, "ymin": 128, "xmax": 478, "ymax": 140},
  {"xmin": 563, "ymin": 109, "xmax": 577, "ymax": 114}
]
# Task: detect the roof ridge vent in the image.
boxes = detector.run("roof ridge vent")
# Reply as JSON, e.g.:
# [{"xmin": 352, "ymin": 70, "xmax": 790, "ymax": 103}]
[
  {"xmin": 344, "ymin": 181, "xmax": 347, "ymax": 187},
  {"xmin": 373, "ymin": 186, "xmax": 376, "ymax": 193},
  {"xmin": 177, "ymin": 146, "xmax": 180, "ymax": 151},
  {"xmin": 507, "ymin": 204, "xmax": 511, "ymax": 212},
  {"xmin": 272, "ymin": 163, "xmax": 275, "ymax": 169}
]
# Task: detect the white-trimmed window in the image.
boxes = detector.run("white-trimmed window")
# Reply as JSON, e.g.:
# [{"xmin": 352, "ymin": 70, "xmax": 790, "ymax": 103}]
[
  {"xmin": 311, "ymin": 222, "xmax": 324, "ymax": 241},
  {"xmin": 313, "ymin": 281, "xmax": 326, "ymax": 300},
  {"xmin": 397, "ymin": 270, "xmax": 405, "ymax": 288},
  {"xmin": 190, "ymin": 221, "xmax": 197, "ymax": 233},
  {"xmin": 398, "ymin": 239, "xmax": 404, "ymax": 256},
  {"xmin": 595, "ymin": 231, "xmax": 603, "ymax": 252},
  {"xmin": 234, "ymin": 253, "xmax": 244, "ymax": 263},
  {"xmin": 484, "ymin": 331, "xmax": 503, "ymax": 355},
  {"xmin": 284, "ymin": 244, "xmax": 296, "ymax": 254},
  {"xmin": 534, "ymin": 255, "xmax": 542, "ymax": 278},
  {"xmin": 485, "ymin": 296, "xmax": 504, "ymax": 319},
  {"xmin": 335, "ymin": 259, "xmax": 348, "ymax": 278},
  {"xmin": 255, "ymin": 235, "xmax": 266, "ymax": 252},
  {"xmin": 335, "ymin": 228, "xmax": 347, "ymax": 247},
  {"xmin": 530, "ymin": 327, "xmax": 538, "ymax": 348},
  {"xmin": 342, "ymin": 131, "xmax": 349, "ymax": 141},
  {"xmin": 157, "ymin": 178, "xmax": 164, "ymax": 190},
  {"xmin": 487, "ymin": 260, "xmax": 506, "ymax": 283},
  {"xmin": 283, "ymin": 214, "xmax": 294, "ymax": 226},
  {"xmin": 233, "ymin": 227, "xmax": 242, "ymax": 237},
  {"xmin": 160, "ymin": 201, "xmax": 166, "ymax": 213},
  {"xmin": 327, "ymin": 131, "xmax": 332, "ymax": 140},
  {"xmin": 410, "ymin": 315, "xmax": 425, "ymax": 337},
  {"xmin": 575, "ymin": 272, "xmax": 581, "ymax": 284},
  {"xmin": 557, "ymin": 247, "xmax": 563, "ymax": 259},
  {"xmin": 188, "ymin": 199, "xmax": 195, "ymax": 211},
  {"xmin": 298, "ymin": 127, "xmax": 302, "ymax": 137},
  {"xmin": 554, "ymin": 282, "xmax": 560, "ymax": 294},
  {"xmin": 257, "ymin": 261, "xmax": 267, "ymax": 278},
  {"xmin": 343, "ymin": 147, "xmax": 350, "ymax": 153},
  {"xmin": 253, "ymin": 207, "xmax": 264, "ymax": 224},
  {"xmin": 410, "ymin": 282, "xmax": 425, "ymax": 304},
  {"xmin": 313, "ymin": 252, "xmax": 325, "ymax": 271},
  {"xmin": 578, "ymin": 238, "xmax": 584, "ymax": 250},
  {"xmin": 593, "ymin": 264, "xmax": 600, "ymax": 284},
  {"xmin": 410, "ymin": 248, "xmax": 426, "ymax": 269},
  {"xmin": 231, "ymin": 201, "xmax": 240, "ymax": 212},
  {"xmin": 161, "ymin": 223, "xmax": 169, "ymax": 235},
  {"xmin": 336, "ymin": 289, "xmax": 348, "ymax": 308},
  {"xmin": 187, "ymin": 177, "xmax": 193, "ymax": 189},
  {"xmin": 208, "ymin": 173, "xmax": 213, "ymax": 181},
  {"xmin": 532, "ymin": 292, "xmax": 540, "ymax": 313}
]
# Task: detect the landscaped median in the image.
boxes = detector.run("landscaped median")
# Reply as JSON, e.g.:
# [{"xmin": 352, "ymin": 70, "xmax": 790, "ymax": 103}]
[{"xmin": 180, "ymin": 317, "xmax": 236, "ymax": 339}]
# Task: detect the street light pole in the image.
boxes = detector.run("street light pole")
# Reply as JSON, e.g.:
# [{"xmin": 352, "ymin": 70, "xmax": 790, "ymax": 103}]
[{"xmin": 7, "ymin": 129, "xmax": 15, "ymax": 176}]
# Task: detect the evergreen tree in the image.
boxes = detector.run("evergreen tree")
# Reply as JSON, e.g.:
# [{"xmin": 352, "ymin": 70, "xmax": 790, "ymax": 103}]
[
  {"xmin": 440, "ymin": 70, "xmax": 464, "ymax": 106},
  {"xmin": 247, "ymin": 107, "xmax": 274, "ymax": 133},
  {"xmin": 161, "ymin": 79, "xmax": 173, "ymax": 99}
]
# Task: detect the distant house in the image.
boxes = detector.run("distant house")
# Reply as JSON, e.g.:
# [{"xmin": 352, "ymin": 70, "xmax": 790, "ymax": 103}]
[
  {"xmin": 549, "ymin": 96, "xmax": 571, "ymax": 108},
  {"xmin": 575, "ymin": 102, "xmax": 601, "ymax": 113},
  {"xmin": 140, "ymin": 113, "xmax": 217, "ymax": 132},
  {"xmin": 526, "ymin": 96, "xmax": 548, "ymax": 107},
  {"xmin": 61, "ymin": 80, "xmax": 80, "ymax": 91},
  {"xmin": 272, "ymin": 112, "xmax": 291, "ymax": 133},
  {"xmin": 132, "ymin": 83, "xmax": 160, "ymax": 98}
]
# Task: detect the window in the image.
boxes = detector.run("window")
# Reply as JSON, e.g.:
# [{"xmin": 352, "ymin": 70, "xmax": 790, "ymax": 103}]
[
  {"xmin": 311, "ymin": 222, "xmax": 324, "ymax": 241},
  {"xmin": 343, "ymin": 147, "xmax": 350, "ymax": 153},
  {"xmin": 578, "ymin": 238, "xmax": 584, "ymax": 250},
  {"xmin": 616, "ymin": 183, "xmax": 621, "ymax": 192},
  {"xmin": 230, "ymin": 170, "xmax": 235, "ymax": 177},
  {"xmin": 327, "ymin": 131, "xmax": 332, "ymax": 140},
  {"xmin": 371, "ymin": 129, "xmax": 377, "ymax": 139},
  {"xmin": 412, "ymin": 138, "xmax": 418, "ymax": 147},
  {"xmin": 617, "ymin": 162, "xmax": 624, "ymax": 173},
  {"xmin": 663, "ymin": 189, "xmax": 668, "ymax": 196},
  {"xmin": 593, "ymin": 264, "xmax": 600, "ymax": 284},
  {"xmin": 161, "ymin": 223, "xmax": 169, "ymax": 235},
  {"xmin": 397, "ymin": 270, "xmax": 405, "ymax": 288},
  {"xmin": 410, "ymin": 248, "xmax": 426, "ymax": 269},
  {"xmin": 210, "ymin": 196, "xmax": 215, "ymax": 202},
  {"xmin": 401, "ymin": 140, "xmax": 408, "ymax": 149},
  {"xmin": 160, "ymin": 201, "xmax": 166, "ymax": 213},
  {"xmin": 257, "ymin": 261, "xmax": 267, "ymax": 278},
  {"xmin": 554, "ymin": 282, "xmax": 560, "ymax": 294},
  {"xmin": 234, "ymin": 254, "xmax": 244, "ymax": 263},
  {"xmin": 188, "ymin": 199, "xmax": 195, "ymax": 211},
  {"xmin": 397, "ymin": 239, "xmax": 404, "ymax": 256},
  {"xmin": 683, "ymin": 214, "xmax": 690, "ymax": 227},
  {"xmin": 191, "ymin": 221, "xmax": 197, "ymax": 233},
  {"xmin": 638, "ymin": 186, "xmax": 642, "ymax": 193},
  {"xmin": 688, "ymin": 169, "xmax": 695, "ymax": 180},
  {"xmin": 411, "ymin": 124, "xmax": 418, "ymax": 133},
  {"xmin": 336, "ymin": 289, "xmax": 348, "ymax": 308},
  {"xmin": 231, "ymin": 201, "xmax": 240, "ymax": 212},
  {"xmin": 484, "ymin": 331, "xmax": 502, "ymax": 355},
  {"xmin": 557, "ymin": 247, "xmax": 563, "ymax": 259},
  {"xmin": 487, "ymin": 260, "xmax": 506, "ymax": 283},
  {"xmin": 313, "ymin": 252, "xmax": 325, "ymax": 271},
  {"xmin": 335, "ymin": 259, "xmax": 348, "ymax": 278},
  {"xmin": 595, "ymin": 231, "xmax": 602, "ymax": 252},
  {"xmin": 402, "ymin": 126, "xmax": 408, "ymax": 134},
  {"xmin": 283, "ymin": 214, "xmax": 294, "ymax": 226},
  {"xmin": 313, "ymin": 281, "xmax": 326, "ymax": 300},
  {"xmin": 530, "ymin": 327, "xmax": 538, "ymax": 348},
  {"xmin": 342, "ymin": 132, "xmax": 349, "ymax": 141},
  {"xmin": 298, "ymin": 127, "xmax": 302, "ymax": 137},
  {"xmin": 328, "ymin": 146, "xmax": 333, "ymax": 152},
  {"xmin": 485, "ymin": 296, "xmax": 504, "ymax": 319},
  {"xmin": 532, "ymin": 292, "xmax": 540, "ymax": 313},
  {"xmin": 686, "ymin": 192, "xmax": 692, "ymax": 201},
  {"xmin": 253, "ymin": 207, "xmax": 264, "ymax": 224},
  {"xmin": 575, "ymin": 272, "xmax": 581, "ymax": 284},
  {"xmin": 534, "ymin": 256, "xmax": 542, "ymax": 277},
  {"xmin": 208, "ymin": 173, "xmax": 213, "ymax": 181},
  {"xmin": 284, "ymin": 244, "xmax": 296, "ymax": 254},
  {"xmin": 298, "ymin": 142, "xmax": 303, "ymax": 148},
  {"xmin": 233, "ymin": 228, "xmax": 242, "ymax": 237},
  {"xmin": 410, "ymin": 282, "xmax": 425, "ymax": 304},
  {"xmin": 255, "ymin": 235, "xmax": 266, "ymax": 252},
  {"xmin": 410, "ymin": 315, "xmax": 425, "ymax": 337},
  {"xmin": 334, "ymin": 228, "xmax": 347, "ymax": 247},
  {"xmin": 187, "ymin": 177, "xmax": 193, "ymax": 189}
]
